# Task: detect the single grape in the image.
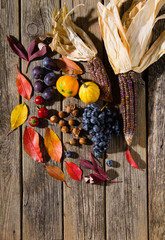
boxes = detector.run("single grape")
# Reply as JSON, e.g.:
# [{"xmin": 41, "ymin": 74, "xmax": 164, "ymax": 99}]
[
  {"xmin": 106, "ymin": 160, "xmax": 114, "ymax": 167},
  {"xmin": 89, "ymin": 129, "xmax": 95, "ymax": 137},
  {"xmin": 42, "ymin": 57, "xmax": 60, "ymax": 71},
  {"xmin": 42, "ymin": 87, "xmax": 56, "ymax": 100},
  {"xmin": 99, "ymin": 141, "xmax": 106, "ymax": 148},
  {"xmin": 94, "ymin": 151, "xmax": 101, "ymax": 158},
  {"xmin": 44, "ymin": 72, "xmax": 57, "ymax": 86},
  {"xmin": 93, "ymin": 125, "xmax": 100, "ymax": 132},
  {"xmin": 87, "ymin": 110, "xmax": 92, "ymax": 118},
  {"xmin": 34, "ymin": 80, "xmax": 45, "ymax": 93},
  {"xmin": 65, "ymin": 150, "xmax": 72, "ymax": 158},
  {"xmin": 83, "ymin": 125, "xmax": 89, "ymax": 131},
  {"xmin": 90, "ymin": 117, "xmax": 97, "ymax": 124},
  {"xmin": 32, "ymin": 66, "xmax": 44, "ymax": 79}
]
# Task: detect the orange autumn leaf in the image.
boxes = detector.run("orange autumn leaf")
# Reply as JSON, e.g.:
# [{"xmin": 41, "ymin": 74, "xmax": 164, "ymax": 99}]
[
  {"xmin": 44, "ymin": 127, "xmax": 62, "ymax": 162},
  {"xmin": 46, "ymin": 165, "xmax": 65, "ymax": 182},
  {"xmin": 17, "ymin": 69, "xmax": 32, "ymax": 100},
  {"xmin": 54, "ymin": 57, "xmax": 83, "ymax": 75}
]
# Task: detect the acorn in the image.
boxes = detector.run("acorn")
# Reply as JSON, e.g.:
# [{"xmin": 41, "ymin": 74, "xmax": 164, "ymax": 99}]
[
  {"xmin": 69, "ymin": 138, "xmax": 77, "ymax": 145},
  {"xmin": 59, "ymin": 120, "xmax": 66, "ymax": 127},
  {"xmin": 71, "ymin": 127, "xmax": 81, "ymax": 137},
  {"xmin": 79, "ymin": 138, "xmax": 87, "ymax": 145},
  {"xmin": 61, "ymin": 126, "xmax": 69, "ymax": 133},
  {"xmin": 50, "ymin": 115, "xmax": 59, "ymax": 123},
  {"xmin": 68, "ymin": 119, "xmax": 75, "ymax": 126},
  {"xmin": 58, "ymin": 111, "xmax": 66, "ymax": 118}
]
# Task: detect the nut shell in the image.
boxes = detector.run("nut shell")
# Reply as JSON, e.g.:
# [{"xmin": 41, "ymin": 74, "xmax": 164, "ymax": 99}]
[
  {"xmin": 71, "ymin": 109, "xmax": 79, "ymax": 117},
  {"xmin": 66, "ymin": 106, "xmax": 72, "ymax": 114},
  {"xmin": 59, "ymin": 120, "xmax": 66, "ymax": 127},
  {"xmin": 50, "ymin": 115, "xmax": 58, "ymax": 123},
  {"xmin": 61, "ymin": 126, "xmax": 69, "ymax": 133},
  {"xmin": 58, "ymin": 111, "xmax": 66, "ymax": 118},
  {"xmin": 79, "ymin": 138, "xmax": 87, "ymax": 145},
  {"xmin": 69, "ymin": 138, "xmax": 77, "ymax": 145},
  {"xmin": 68, "ymin": 119, "xmax": 75, "ymax": 126},
  {"xmin": 71, "ymin": 127, "xmax": 81, "ymax": 137}
]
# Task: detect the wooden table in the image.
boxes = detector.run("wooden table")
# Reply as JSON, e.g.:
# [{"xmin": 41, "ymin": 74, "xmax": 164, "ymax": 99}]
[{"xmin": 0, "ymin": 1, "xmax": 164, "ymax": 239}]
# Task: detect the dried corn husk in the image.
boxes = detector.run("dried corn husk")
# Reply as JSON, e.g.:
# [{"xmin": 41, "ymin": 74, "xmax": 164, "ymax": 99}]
[
  {"xmin": 97, "ymin": 0, "xmax": 165, "ymax": 74},
  {"xmin": 97, "ymin": 0, "xmax": 165, "ymax": 145},
  {"xmin": 50, "ymin": 4, "xmax": 97, "ymax": 61}
]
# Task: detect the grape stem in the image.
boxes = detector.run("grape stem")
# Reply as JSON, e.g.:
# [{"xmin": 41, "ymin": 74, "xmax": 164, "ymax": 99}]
[{"xmin": 101, "ymin": 103, "xmax": 108, "ymax": 111}]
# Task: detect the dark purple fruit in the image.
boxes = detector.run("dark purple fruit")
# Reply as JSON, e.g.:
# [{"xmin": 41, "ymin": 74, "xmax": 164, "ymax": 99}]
[
  {"xmin": 42, "ymin": 57, "xmax": 60, "ymax": 71},
  {"xmin": 42, "ymin": 87, "xmax": 56, "ymax": 100},
  {"xmin": 32, "ymin": 66, "xmax": 44, "ymax": 79},
  {"xmin": 44, "ymin": 72, "xmax": 57, "ymax": 86},
  {"xmin": 34, "ymin": 80, "xmax": 45, "ymax": 93}
]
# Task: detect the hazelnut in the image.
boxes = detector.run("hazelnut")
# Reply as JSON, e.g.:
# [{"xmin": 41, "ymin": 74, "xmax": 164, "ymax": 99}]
[
  {"xmin": 58, "ymin": 111, "xmax": 66, "ymax": 118},
  {"xmin": 61, "ymin": 126, "xmax": 69, "ymax": 133},
  {"xmin": 66, "ymin": 106, "xmax": 72, "ymax": 114},
  {"xmin": 59, "ymin": 120, "xmax": 66, "ymax": 127},
  {"xmin": 79, "ymin": 138, "xmax": 87, "ymax": 145},
  {"xmin": 50, "ymin": 115, "xmax": 58, "ymax": 123},
  {"xmin": 71, "ymin": 108, "xmax": 80, "ymax": 117},
  {"xmin": 68, "ymin": 119, "xmax": 75, "ymax": 126},
  {"xmin": 69, "ymin": 138, "xmax": 77, "ymax": 145},
  {"xmin": 71, "ymin": 127, "xmax": 81, "ymax": 137}
]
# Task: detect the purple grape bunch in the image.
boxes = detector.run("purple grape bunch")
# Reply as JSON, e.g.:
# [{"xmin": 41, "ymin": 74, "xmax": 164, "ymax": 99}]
[
  {"xmin": 32, "ymin": 57, "xmax": 59, "ymax": 100},
  {"xmin": 82, "ymin": 103, "xmax": 122, "ymax": 158}
]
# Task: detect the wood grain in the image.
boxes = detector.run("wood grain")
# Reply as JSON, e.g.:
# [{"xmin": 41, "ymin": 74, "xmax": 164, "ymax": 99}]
[
  {"xmin": 104, "ymin": 1, "xmax": 148, "ymax": 239},
  {"xmin": 21, "ymin": 0, "xmax": 63, "ymax": 239},
  {"xmin": 0, "ymin": 1, "xmax": 21, "ymax": 239},
  {"xmin": 60, "ymin": 1, "xmax": 106, "ymax": 239},
  {"xmin": 148, "ymin": 9, "xmax": 165, "ymax": 239},
  {"xmin": 0, "ymin": 0, "xmax": 165, "ymax": 240}
]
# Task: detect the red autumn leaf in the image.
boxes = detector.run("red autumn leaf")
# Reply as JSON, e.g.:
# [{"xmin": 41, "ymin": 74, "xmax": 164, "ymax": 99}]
[
  {"xmin": 29, "ymin": 45, "xmax": 48, "ymax": 62},
  {"xmin": 79, "ymin": 159, "xmax": 95, "ymax": 171},
  {"xmin": 89, "ymin": 153, "xmax": 107, "ymax": 179},
  {"xmin": 16, "ymin": 68, "xmax": 32, "ymax": 100},
  {"xmin": 23, "ymin": 126, "xmax": 43, "ymax": 162},
  {"xmin": 46, "ymin": 165, "xmax": 65, "ymax": 182},
  {"xmin": 44, "ymin": 128, "xmax": 62, "ymax": 162},
  {"xmin": 65, "ymin": 162, "xmax": 82, "ymax": 181},
  {"xmin": 54, "ymin": 57, "xmax": 83, "ymax": 75},
  {"xmin": 125, "ymin": 149, "xmax": 143, "ymax": 170},
  {"xmin": 89, "ymin": 152, "xmax": 99, "ymax": 172},
  {"xmin": 6, "ymin": 35, "xmax": 28, "ymax": 61},
  {"xmin": 27, "ymin": 37, "xmax": 39, "ymax": 58}
]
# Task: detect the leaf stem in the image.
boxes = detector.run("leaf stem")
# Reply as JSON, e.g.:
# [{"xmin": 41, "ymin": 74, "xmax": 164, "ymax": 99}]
[
  {"xmin": 80, "ymin": 80, "xmax": 87, "ymax": 88},
  {"xmin": 64, "ymin": 181, "xmax": 70, "ymax": 188},
  {"xmin": 6, "ymin": 129, "xmax": 13, "ymax": 137},
  {"xmin": 26, "ymin": 61, "xmax": 30, "ymax": 73}
]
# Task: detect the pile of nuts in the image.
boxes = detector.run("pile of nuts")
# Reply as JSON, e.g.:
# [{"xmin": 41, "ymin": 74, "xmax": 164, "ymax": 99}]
[{"xmin": 49, "ymin": 104, "xmax": 87, "ymax": 145}]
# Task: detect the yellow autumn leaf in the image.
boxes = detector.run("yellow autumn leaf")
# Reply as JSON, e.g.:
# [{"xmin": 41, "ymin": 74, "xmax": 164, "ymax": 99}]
[{"xmin": 9, "ymin": 103, "xmax": 28, "ymax": 134}]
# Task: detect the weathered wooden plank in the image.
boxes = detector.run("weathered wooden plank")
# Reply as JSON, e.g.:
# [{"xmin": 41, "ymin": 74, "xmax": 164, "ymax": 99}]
[
  {"xmin": 21, "ymin": 1, "xmax": 63, "ymax": 239},
  {"xmin": 0, "ymin": 1, "xmax": 21, "ymax": 240},
  {"xmin": 60, "ymin": 1, "xmax": 106, "ymax": 239},
  {"xmin": 148, "ymin": 12, "xmax": 165, "ymax": 239},
  {"xmin": 104, "ymin": 1, "xmax": 148, "ymax": 239}
]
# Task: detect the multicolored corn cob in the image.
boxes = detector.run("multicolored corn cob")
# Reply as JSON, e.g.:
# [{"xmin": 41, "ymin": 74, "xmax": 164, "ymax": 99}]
[
  {"xmin": 87, "ymin": 57, "xmax": 113, "ymax": 102},
  {"xmin": 118, "ymin": 71, "xmax": 138, "ymax": 146}
]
